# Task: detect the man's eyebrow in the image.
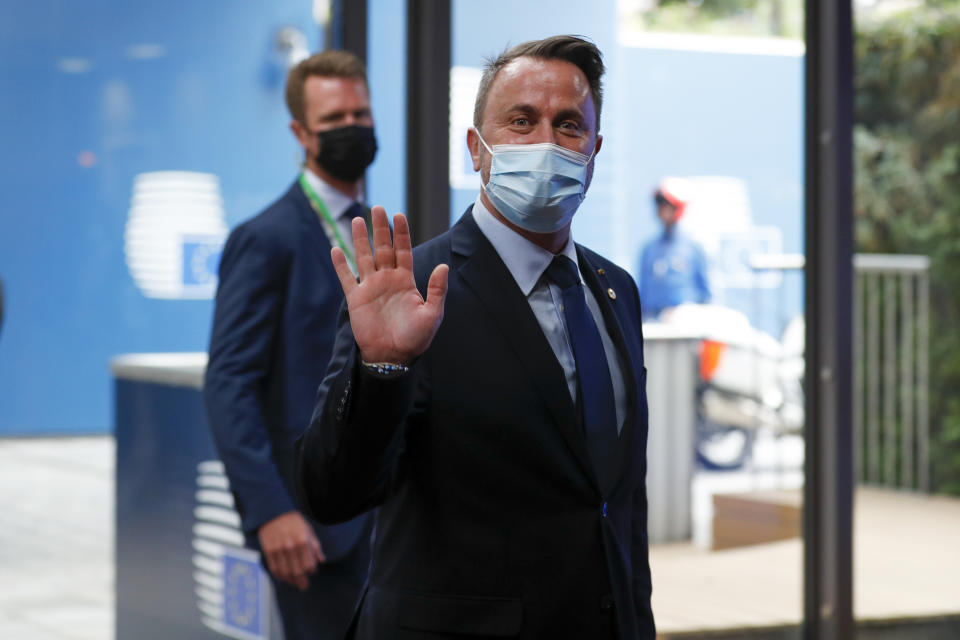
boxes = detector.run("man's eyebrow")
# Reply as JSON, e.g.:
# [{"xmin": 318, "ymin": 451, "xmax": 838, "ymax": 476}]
[
  {"xmin": 502, "ymin": 103, "xmax": 539, "ymax": 117},
  {"xmin": 319, "ymin": 109, "xmax": 348, "ymax": 121},
  {"xmin": 553, "ymin": 108, "xmax": 586, "ymax": 122}
]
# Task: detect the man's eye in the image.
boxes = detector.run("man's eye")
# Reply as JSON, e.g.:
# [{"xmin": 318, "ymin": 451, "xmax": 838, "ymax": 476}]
[
  {"xmin": 512, "ymin": 118, "xmax": 529, "ymax": 126},
  {"xmin": 559, "ymin": 121, "xmax": 580, "ymax": 132}
]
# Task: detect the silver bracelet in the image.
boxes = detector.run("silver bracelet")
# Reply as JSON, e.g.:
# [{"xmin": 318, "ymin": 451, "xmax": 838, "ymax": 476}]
[{"xmin": 361, "ymin": 360, "xmax": 410, "ymax": 377}]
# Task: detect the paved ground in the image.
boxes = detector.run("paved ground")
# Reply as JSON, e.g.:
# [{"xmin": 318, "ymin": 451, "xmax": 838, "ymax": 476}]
[
  {"xmin": 0, "ymin": 437, "xmax": 113, "ymax": 640},
  {"xmin": 2, "ymin": 435, "xmax": 958, "ymax": 639},
  {"xmin": 652, "ymin": 487, "xmax": 960, "ymax": 634}
]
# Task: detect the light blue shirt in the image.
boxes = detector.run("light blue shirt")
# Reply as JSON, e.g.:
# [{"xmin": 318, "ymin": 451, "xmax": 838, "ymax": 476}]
[
  {"xmin": 471, "ymin": 197, "xmax": 627, "ymax": 433},
  {"xmin": 637, "ymin": 228, "xmax": 710, "ymax": 320},
  {"xmin": 302, "ymin": 168, "xmax": 362, "ymax": 256}
]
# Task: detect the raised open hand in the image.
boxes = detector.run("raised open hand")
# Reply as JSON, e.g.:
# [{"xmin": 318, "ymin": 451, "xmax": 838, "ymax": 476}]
[{"xmin": 331, "ymin": 206, "xmax": 449, "ymax": 365}]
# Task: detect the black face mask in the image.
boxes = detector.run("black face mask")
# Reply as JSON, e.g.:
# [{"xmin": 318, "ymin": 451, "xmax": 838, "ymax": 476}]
[{"xmin": 314, "ymin": 125, "xmax": 378, "ymax": 182}]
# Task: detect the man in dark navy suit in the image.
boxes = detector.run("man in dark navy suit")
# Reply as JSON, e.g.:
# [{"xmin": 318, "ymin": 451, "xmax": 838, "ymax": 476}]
[
  {"xmin": 204, "ymin": 50, "xmax": 376, "ymax": 640},
  {"xmin": 296, "ymin": 36, "xmax": 655, "ymax": 639}
]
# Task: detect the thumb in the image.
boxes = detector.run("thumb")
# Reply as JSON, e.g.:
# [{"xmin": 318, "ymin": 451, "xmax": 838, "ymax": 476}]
[{"xmin": 424, "ymin": 263, "xmax": 449, "ymax": 319}]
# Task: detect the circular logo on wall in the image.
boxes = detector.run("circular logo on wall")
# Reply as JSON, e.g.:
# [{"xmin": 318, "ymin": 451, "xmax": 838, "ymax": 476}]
[{"xmin": 124, "ymin": 171, "xmax": 228, "ymax": 299}]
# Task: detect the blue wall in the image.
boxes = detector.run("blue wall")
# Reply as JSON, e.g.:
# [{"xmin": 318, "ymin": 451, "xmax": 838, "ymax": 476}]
[
  {"xmin": 0, "ymin": 1, "xmax": 322, "ymax": 433},
  {"xmin": 617, "ymin": 42, "xmax": 805, "ymax": 333},
  {"xmin": 0, "ymin": 0, "xmax": 803, "ymax": 434},
  {"xmin": 620, "ymin": 45, "xmax": 804, "ymax": 249}
]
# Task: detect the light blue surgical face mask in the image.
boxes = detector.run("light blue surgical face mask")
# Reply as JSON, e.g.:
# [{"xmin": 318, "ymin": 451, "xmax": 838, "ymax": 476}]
[{"xmin": 476, "ymin": 130, "xmax": 595, "ymax": 234}]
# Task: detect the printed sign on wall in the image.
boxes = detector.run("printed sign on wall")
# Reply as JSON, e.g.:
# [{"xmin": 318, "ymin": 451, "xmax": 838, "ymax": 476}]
[
  {"xmin": 193, "ymin": 460, "xmax": 272, "ymax": 640},
  {"xmin": 125, "ymin": 171, "xmax": 228, "ymax": 299}
]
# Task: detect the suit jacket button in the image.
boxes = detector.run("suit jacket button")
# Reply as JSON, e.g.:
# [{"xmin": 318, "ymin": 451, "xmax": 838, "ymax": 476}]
[
  {"xmin": 600, "ymin": 594, "xmax": 615, "ymax": 611},
  {"xmin": 602, "ymin": 502, "xmax": 608, "ymax": 518}
]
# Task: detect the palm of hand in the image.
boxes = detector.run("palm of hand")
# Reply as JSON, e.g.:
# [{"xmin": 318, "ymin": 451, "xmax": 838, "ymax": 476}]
[{"xmin": 332, "ymin": 207, "xmax": 449, "ymax": 365}]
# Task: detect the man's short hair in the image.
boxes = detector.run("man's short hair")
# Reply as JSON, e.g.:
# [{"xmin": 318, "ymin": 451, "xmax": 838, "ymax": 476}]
[
  {"xmin": 473, "ymin": 35, "xmax": 605, "ymax": 133},
  {"xmin": 286, "ymin": 50, "xmax": 369, "ymax": 124}
]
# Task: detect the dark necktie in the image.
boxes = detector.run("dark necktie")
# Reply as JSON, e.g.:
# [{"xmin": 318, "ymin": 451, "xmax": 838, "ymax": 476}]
[
  {"xmin": 343, "ymin": 201, "xmax": 367, "ymax": 222},
  {"xmin": 545, "ymin": 255, "xmax": 619, "ymax": 486},
  {"xmin": 341, "ymin": 202, "xmax": 371, "ymax": 250}
]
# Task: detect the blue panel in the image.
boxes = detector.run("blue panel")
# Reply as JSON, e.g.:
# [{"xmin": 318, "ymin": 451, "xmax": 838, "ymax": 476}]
[
  {"xmin": 223, "ymin": 548, "xmax": 268, "ymax": 639},
  {"xmin": 0, "ymin": 1, "xmax": 321, "ymax": 434},
  {"xmin": 115, "ymin": 378, "xmax": 222, "ymax": 638},
  {"xmin": 115, "ymin": 376, "xmax": 277, "ymax": 638}
]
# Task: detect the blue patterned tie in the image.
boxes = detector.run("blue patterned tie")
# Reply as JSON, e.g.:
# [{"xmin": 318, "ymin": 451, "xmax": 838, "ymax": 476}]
[{"xmin": 545, "ymin": 255, "xmax": 619, "ymax": 485}]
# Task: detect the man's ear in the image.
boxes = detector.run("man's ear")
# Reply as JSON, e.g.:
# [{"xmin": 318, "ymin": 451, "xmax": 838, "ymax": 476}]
[
  {"xmin": 584, "ymin": 134, "xmax": 603, "ymax": 193},
  {"xmin": 466, "ymin": 127, "xmax": 483, "ymax": 172},
  {"xmin": 290, "ymin": 120, "xmax": 310, "ymax": 150}
]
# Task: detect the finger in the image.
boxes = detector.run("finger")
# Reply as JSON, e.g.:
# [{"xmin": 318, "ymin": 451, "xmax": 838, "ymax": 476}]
[
  {"xmin": 353, "ymin": 214, "xmax": 375, "ymax": 279},
  {"xmin": 262, "ymin": 547, "xmax": 279, "ymax": 578},
  {"xmin": 294, "ymin": 573, "xmax": 309, "ymax": 591},
  {"xmin": 269, "ymin": 547, "xmax": 292, "ymax": 584},
  {"xmin": 372, "ymin": 206, "xmax": 395, "ymax": 270},
  {"xmin": 394, "ymin": 213, "xmax": 413, "ymax": 273},
  {"xmin": 424, "ymin": 263, "xmax": 450, "ymax": 320},
  {"xmin": 298, "ymin": 539, "xmax": 318, "ymax": 575},
  {"xmin": 331, "ymin": 248, "xmax": 358, "ymax": 296},
  {"xmin": 287, "ymin": 548, "xmax": 310, "ymax": 591},
  {"xmin": 311, "ymin": 536, "xmax": 326, "ymax": 564},
  {"xmin": 287, "ymin": 558, "xmax": 309, "ymax": 591}
]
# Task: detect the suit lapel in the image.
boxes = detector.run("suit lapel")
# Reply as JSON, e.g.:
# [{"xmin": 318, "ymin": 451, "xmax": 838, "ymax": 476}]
[
  {"xmin": 289, "ymin": 180, "xmax": 376, "ymax": 279},
  {"xmin": 289, "ymin": 181, "xmax": 335, "ymax": 254},
  {"xmin": 577, "ymin": 248, "xmax": 642, "ymax": 495},
  {"xmin": 451, "ymin": 213, "xmax": 597, "ymax": 485}
]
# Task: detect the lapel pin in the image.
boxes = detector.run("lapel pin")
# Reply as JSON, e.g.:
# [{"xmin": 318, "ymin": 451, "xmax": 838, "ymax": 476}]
[
  {"xmin": 597, "ymin": 268, "xmax": 606, "ymax": 276},
  {"xmin": 607, "ymin": 288, "xmax": 616, "ymax": 300}
]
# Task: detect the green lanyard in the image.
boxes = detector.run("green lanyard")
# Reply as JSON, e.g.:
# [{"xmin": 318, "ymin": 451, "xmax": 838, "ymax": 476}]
[{"xmin": 298, "ymin": 172, "xmax": 357, "ymax": 272}]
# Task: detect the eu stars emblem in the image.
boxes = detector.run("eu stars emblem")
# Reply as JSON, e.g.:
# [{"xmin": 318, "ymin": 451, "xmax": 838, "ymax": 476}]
[
  {"xmin": 222, "ymin": 546, "xmax": 268, "ymax": 639},
  {"xmin": 193, "ymin": 460, "xmax": 274, "ymax": 638}
]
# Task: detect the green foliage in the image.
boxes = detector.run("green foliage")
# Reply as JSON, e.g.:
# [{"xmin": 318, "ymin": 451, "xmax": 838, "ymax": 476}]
[
  {"xmin": 855, "ymin": 5, "xmax": 960, "ymax": 494},
  {"xmin": 659, "ymin": 0, "xmax": 761, "ymax": 14},
  {"xmin": 630, "ymin": 0, "xmax": 803, "ymax": 39}
]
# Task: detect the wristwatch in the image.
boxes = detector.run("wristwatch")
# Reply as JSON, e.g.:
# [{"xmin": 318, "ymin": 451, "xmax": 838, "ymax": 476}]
[{"xmin": 361, "ymin": 360, "xmax": 410, "ymax": 378}]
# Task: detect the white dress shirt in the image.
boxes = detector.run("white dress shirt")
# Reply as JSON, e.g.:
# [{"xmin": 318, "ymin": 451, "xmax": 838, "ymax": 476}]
[{"xmin": 301, "ymin": 168, "xmax": 362, "ymax": 257}]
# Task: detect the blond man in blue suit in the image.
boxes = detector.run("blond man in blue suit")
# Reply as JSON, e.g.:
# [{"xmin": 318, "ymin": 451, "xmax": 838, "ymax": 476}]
[{"xmin": 204, "ymin": 50, "xmax": 377, "ymax": 640}]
